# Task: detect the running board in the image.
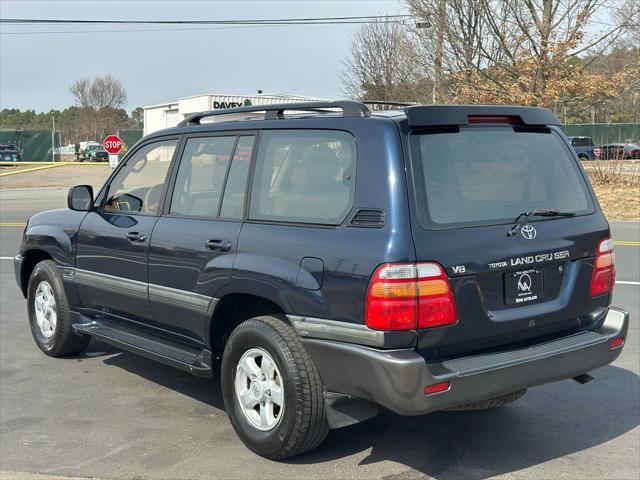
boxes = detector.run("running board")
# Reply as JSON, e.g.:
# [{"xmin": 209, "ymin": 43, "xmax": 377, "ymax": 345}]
[{"xmin": 73, "ymin": 319, "xmax": 213, "ymax": 377}]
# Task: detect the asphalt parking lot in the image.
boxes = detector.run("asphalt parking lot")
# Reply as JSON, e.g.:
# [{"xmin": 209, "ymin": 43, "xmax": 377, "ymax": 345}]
[{"xmin": 0, "ymin": 169, "xmax": 638, "ymax": 480}]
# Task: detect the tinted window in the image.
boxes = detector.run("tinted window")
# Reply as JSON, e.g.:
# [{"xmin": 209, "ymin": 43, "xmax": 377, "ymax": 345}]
[
  {"xmin": 571, "ymin": 137, "xmax": 593, "ymax": 147},
  {"xmin": 220, "ymin": 136, "xmax": 254, "ymax": 219},
  {"xmin": 410, "ymin": 127, "xmax": 592, "ymax": 228},
  {"xmin": 170, "ymin": 136, "xmax": 236, "ymax": 218},
  {"xmin": 104, "ymin": 140, "xmax": 177, "ymax": 215},
  {"xmin": 249, "ymin": 130, "xmax": 356, "ymax": 225}
]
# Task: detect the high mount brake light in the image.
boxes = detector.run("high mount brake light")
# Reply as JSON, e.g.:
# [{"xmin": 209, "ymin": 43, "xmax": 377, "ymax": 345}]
[
  {"xmin": 467, "ymin": 115, "xmax": 523, "ymax": 124},
  {"xmin": 365, "ymin": 262, "xmax": 458, "ymax": 331},
  {"xmin": 589, "ymin": 238, "xmax": 615, "ymax": 297}
]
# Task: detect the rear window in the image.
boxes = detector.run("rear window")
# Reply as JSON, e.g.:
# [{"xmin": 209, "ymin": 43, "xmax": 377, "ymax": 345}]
[
  {"xmin": 410, "ymin": 126, "xmax": 593, "ymax": 228},
  {"xmin": 570, "ymin": 137, "xmax": 594, "ymax": 147}
]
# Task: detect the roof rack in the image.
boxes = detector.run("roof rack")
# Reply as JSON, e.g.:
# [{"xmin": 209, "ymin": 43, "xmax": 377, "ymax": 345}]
[
  {"xmin": 177, "ymin": 100, "xmax": 371, "ymax": 127},
  {"xmin": 361, "ymin": 100, "xmax": 417, "ymax": 108}
]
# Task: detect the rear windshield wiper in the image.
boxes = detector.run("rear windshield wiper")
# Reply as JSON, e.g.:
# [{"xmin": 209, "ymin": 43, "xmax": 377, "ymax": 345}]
[{"xmin": 507, "ymin": 209, "xmax": 576, "ymax": 237}]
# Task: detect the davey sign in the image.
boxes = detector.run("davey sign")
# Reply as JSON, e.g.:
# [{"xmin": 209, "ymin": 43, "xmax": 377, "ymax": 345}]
[{"xmin": 103, "ymin": 135, "xmax": 124, "ymax": 154}]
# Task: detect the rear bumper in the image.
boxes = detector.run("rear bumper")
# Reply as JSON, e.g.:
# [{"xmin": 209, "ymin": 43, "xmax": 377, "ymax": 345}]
[{"xmin": 302, "ymin": 307, "xmax": 628, "ymax": 416}]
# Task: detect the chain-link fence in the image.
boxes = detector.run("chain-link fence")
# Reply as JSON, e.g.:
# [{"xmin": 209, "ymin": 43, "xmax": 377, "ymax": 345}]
[{"xmin": 561, "ymin": 124, "xmax": 640, "ymax": 146}]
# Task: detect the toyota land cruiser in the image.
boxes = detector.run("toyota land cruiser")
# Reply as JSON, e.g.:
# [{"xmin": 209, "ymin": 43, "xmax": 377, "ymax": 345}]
[{"xmin": 14, "ymin": 101, "xmax": 629, "ymax": 459}]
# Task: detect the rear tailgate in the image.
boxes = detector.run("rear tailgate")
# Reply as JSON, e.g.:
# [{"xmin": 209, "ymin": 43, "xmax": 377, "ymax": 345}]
[
  {"xmin": 403, "ymin": 107, "xmax": 611, "ymax": 358},
  {"xmin": 411, "ymin": 219, "xmax": 610, "ymax": 358}
]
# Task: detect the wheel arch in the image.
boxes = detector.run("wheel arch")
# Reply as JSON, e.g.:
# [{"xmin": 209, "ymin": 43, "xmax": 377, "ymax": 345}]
[
  {"xmin": 19, "ymin": 249, "xmax": 53, "ymax": 297},
  {"xmin": 209, "ymin": 291, "xmax": 289, "ymax": 355}
]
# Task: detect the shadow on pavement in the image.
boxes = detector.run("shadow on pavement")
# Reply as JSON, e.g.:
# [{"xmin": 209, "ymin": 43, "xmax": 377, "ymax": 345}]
[
  {"xmin": 97, "ymin": 342, "xmax": 638, "ymax": 480},
  {"xmin": 96, "ymin": 341, "xmax": 225, "ymax": 410}
]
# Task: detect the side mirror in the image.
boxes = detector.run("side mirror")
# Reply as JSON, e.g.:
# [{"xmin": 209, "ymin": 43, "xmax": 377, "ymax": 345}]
[
  {"xmin": 113, "ymin": 193, "xmax": 143, "ymax": 212},
  {"xmin": 68, "ymin": 185, "xmax": 94, "ymax": 211}
]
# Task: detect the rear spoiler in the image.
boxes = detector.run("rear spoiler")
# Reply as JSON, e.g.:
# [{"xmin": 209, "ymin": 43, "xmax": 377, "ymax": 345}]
[{"xmin": 404, "ymin": 105, "xmax": 561, "ymax": 127}]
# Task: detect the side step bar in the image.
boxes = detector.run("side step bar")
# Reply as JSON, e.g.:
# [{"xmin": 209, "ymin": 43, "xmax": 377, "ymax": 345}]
[{"xmin": 73, "ymin": 318, "xmax": 213, "ymax": 378}]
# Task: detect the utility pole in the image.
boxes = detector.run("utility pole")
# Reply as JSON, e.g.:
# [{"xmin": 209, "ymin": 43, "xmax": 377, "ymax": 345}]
[
  {"xmin": 51, "ymin": 115, "xmax": 56, "ymax": 162},
  {"xmin": 434, "ymin": 0, "xmax": 446, "ymax": 104}
]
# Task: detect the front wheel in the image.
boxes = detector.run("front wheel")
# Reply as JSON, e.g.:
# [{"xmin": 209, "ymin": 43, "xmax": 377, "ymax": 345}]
[
  {"xmin": 27, "ymin": 260, "xmax": 90, "ymax": 356},
  {"xmin": 221, "ymin": 316, "xmax": 329, "ymax": 459}
]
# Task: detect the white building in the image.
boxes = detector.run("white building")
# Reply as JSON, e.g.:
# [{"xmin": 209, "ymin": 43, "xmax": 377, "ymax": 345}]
[{"xmin": 143, "ymin": 93, "xmax": 319, "ymax": 135}]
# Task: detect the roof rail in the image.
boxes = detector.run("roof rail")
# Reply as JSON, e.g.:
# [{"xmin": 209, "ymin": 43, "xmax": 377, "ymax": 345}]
[
  {"xmin": 362, "ymin": 100, "xmax": 418, "ymax": 108},
  {"xmin": 177, "ymin": 100, "xmax": 371, "ymax": 127}
]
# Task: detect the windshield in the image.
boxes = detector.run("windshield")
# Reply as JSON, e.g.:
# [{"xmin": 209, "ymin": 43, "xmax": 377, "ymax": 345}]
[
  {"xmin": 409, "ymin": 126, "xmax": 593, "ymax": 229},
  {"xmin": 571, "ymin": 137, "xmax": 593, "ymax": 147}
]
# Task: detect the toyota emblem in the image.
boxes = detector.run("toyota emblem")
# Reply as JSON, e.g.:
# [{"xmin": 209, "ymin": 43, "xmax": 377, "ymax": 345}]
[{"xmin": 521, "ymin": 225, "xmax": 537, "ymax": 239}]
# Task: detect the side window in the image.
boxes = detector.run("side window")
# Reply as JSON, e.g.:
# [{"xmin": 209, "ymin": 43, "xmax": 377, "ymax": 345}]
[
  {"xmin": 249, "ymin": 130, "xmax": 356, "ymax": 225},
  {"xmin": 170, "ymin": 136, "xmax": 236, "ymax": 218},
  {"xmin": 220, "ymin": 136, "xmax": 255, "ymax": 219},
  {"xmin": 104, "ymin": 140, "xmax": 177, "ymax": 215}
]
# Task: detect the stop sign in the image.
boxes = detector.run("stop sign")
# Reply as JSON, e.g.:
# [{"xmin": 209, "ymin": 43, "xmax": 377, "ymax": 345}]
[{"xmin": 103, "ymin": 135, "xmax": 123, "ymax": 154}]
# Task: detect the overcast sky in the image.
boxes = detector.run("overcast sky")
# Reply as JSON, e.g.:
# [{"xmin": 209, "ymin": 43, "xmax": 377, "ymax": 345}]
[{"xmin": 0, "ymin": 0, "xmax": 406, "ymax": 113}]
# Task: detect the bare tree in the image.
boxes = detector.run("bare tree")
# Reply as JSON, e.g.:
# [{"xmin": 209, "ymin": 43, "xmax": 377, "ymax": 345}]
[
  {"xmin": 614, "ymin": 0, "xmax": 640, "ymax": 45},
  {"xmin": 341, "ymin": 18, "xmax": 427, "ymax": 103},
  {"xmin": 405, "ymin": 0, "xmax": 637, "ymax": 106},
  {"xmin": 70, "ymin": 75, "xmax": 127, "ymax": 141},
  {"xmin": 409, "ymin": 0, "xmax": 488, "ymax": 102}
]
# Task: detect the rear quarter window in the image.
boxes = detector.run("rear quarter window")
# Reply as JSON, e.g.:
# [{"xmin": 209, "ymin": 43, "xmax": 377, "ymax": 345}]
[
  {"xmin": 410, "ymin": 126, "xmax": 594, "ymax": 228},
  {"xmin": 249, "ymin": 129, "xmax": 356, "ymax": 225}
]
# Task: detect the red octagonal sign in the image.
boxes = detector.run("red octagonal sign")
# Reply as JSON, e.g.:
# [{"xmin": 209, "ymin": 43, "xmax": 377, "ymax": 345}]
[{"xmin": 103, "ymin": 135, "xmax": 123, "ymax": 154}]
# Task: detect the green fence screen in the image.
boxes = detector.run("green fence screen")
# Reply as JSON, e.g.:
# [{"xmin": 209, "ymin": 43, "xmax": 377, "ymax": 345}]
[
  {"xmin": 0, "ymin": 129, "xmax": 61, "ymax": 162},
  {"xmin": 561, "ymin": 124, "xmax": 640, "ymax": 146},
  {"xmin": 117, "ymin": 129, "xmax": 143, "ymax": 154},
  {"xmin": 1, "ymin": 126, "xmax": 637, "ymax": 162}
]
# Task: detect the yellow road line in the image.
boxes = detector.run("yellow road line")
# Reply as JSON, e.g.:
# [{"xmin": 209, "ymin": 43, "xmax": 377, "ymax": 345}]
[
  {"xmin": 0, "ymin": 161, "xmax": 107, "ymax": 166},
  {"xmin": 0, "ymin": 223, "xmax": 26, "ymax": 227},
  {"xmin": 614, "ymin": 240, "xmax": 640, "ymax": 246},
  {"xmin": 0, "ymin": 164, "xmax": 65, "ymax": 177}
]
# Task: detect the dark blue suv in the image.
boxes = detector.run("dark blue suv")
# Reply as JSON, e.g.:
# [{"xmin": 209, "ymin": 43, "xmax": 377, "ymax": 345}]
[{"xmin": 14, "ymin": 101, "xmax": 629, "ymax": 459}]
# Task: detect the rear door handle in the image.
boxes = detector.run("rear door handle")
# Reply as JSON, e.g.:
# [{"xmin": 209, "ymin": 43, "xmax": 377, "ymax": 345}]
[
  {"xmin": 205, "ymin": 239, "xmax": 232, "ymax": 252},
  {"xmin": 126, "ymin": 231, "xmax": 146, "ymax": 242}
]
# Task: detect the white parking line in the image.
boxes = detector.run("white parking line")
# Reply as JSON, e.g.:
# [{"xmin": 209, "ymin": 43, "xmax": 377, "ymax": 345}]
[{"xmin": 1, "ymin": 257, "xmax": 14, "ymax": 260}]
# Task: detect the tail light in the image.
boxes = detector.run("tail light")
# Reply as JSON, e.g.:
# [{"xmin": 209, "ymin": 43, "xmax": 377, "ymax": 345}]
[
  {"xmin": 365, "ymin": 262, "xmax": 458, "ymax": 330},
  {"xmin": 594, "ymin": 147, "xmax": 601, "ymax": 158},
  {"xmin": 589, "ymin": 238, "xmax": 615, "ymax": 297}
]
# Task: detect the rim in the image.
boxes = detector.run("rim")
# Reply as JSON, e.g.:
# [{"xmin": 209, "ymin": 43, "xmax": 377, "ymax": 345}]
[
  {"xmin": 234, "ymin": 348, "xmax": 285, "ymax": 431},
  {"xmin": 34, "ymin": 280, "xmax": 57, "ymax": 339}
]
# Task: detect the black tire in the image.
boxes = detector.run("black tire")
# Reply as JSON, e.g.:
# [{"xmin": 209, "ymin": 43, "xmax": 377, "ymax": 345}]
[
  {"xmin": 221, "ymin": 316, "xmax": 329, "ymax": 459},
  {"xmin": 27, "ymin": 260, "xmax": 90, "ymax": 357},
  {"xmin": 446, "ymin": 389, "xmax": 527, "ymax": 411}
]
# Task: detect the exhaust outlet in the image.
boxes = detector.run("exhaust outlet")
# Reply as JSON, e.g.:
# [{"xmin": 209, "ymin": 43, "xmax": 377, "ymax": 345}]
[{"xmin": 572, "ymin": 373, "xmax": 595, "ymax": 384}]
